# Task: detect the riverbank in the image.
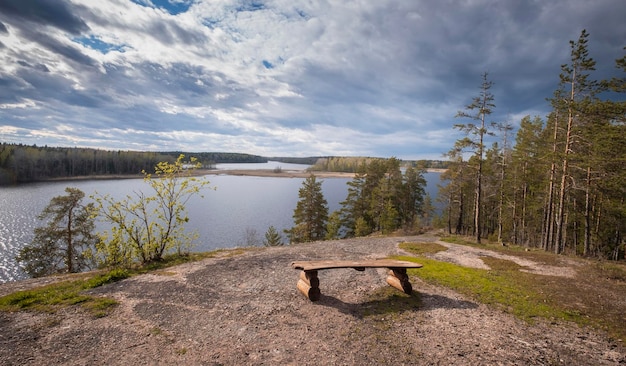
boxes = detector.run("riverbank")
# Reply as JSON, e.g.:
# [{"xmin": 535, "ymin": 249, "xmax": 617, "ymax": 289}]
[{"xmin": 0, "ymin": 234, "xmax": 623, "ymax": 365}]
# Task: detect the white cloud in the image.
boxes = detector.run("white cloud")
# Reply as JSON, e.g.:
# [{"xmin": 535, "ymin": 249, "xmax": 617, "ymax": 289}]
[{"xmin": 0, "ymin": 0, "xmax": 624, "ymax": 159}]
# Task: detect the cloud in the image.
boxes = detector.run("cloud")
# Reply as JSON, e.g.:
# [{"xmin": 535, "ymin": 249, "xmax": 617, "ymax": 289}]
[
  {"xmin": 0, "ymin": 0, "xmax": 625, "ymax": 159},
  {"xmin": 0, "ymin": 0, "xmax": 89, "ymax": 34}
]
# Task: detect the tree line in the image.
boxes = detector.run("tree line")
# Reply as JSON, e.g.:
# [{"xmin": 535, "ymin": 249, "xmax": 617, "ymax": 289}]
[
  {"xmin": 309, "ymin": 156, "xmax": 449, "ymax": 173},
  {"xmin": 440, "ymin": 30, "xmax": 625, "ymax": 260},
  {"xmin": 282, "ymin": 158, "xmax": 431, "ymax": 245},
  {"xmin": 0, "ymin": 144, "xmax": 267, "ymax": 185}
]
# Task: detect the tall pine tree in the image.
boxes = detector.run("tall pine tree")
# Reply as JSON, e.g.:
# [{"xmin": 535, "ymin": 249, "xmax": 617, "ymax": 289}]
[{"xmin": 454, "ymin": 72, "xmax": 496, "ymax": 243}]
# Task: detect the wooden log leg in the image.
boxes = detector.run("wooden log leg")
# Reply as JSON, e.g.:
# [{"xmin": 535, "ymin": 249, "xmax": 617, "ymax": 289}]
[
  {"xmin": 297, "ymin": 270, "xmax": 321, "ymax": 301},
  {"xmin": 386, "ymin": 268, "xmax": 413, "ymax": 294}
]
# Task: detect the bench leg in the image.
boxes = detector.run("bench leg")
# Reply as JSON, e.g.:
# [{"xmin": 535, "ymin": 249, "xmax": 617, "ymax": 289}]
[
  {"xmin": 386, "ymin": 268, "xmax": 413, "ymax": 294},
  {"xmin": 297, "ymin": 270, "xmax": 321, "ymax": 301}
]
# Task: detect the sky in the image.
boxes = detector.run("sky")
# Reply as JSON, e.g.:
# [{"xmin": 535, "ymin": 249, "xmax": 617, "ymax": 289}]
[{"xmin": 0, "ymin": 0, "xmax": 625, "ymax": 160}]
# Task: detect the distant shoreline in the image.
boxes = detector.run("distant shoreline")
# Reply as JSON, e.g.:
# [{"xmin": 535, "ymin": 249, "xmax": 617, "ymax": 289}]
[{"xmin": 21, "ymin": 168, "xmax": 445, "ymax": 185}]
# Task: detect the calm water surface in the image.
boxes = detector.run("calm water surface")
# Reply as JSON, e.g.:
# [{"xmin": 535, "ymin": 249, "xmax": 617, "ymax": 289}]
[{"xmin": 0, "ymin": 162, "xmax": 441, "ymax": 283}]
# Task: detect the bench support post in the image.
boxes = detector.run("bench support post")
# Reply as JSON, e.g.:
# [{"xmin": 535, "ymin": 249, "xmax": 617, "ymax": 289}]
[
  {"xmin": 297, "ymin": 270, "xmax": 321, "ymax": 301},
  {"xmin": 386, "ymin": 268, "xmax": 412, "ymax": 294},
  {"xmin": 292, "ymin": 259, "xmax": 421, "ymax": 302}
]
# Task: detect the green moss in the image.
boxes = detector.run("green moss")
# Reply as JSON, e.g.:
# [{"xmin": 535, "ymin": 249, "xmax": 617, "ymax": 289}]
[
  {"xmin": 394, "ymin": 246, "xmax": 626, "ymax": 342},
  {"xmin": 396, "ymin": 255, "xmax": 574, "ymax": 322},
  {"xmin": 0, "ymin": 269, "xmax": 128, "ymax": 315},
  {"xmin": 0, "ymin": 248, "xmax": 248, "ymax": 317}
]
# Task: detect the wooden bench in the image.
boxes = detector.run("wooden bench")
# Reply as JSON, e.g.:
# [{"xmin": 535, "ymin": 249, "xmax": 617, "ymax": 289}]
[{"xmin": 291, "ymin": 259, "xmax": 423, "ymax": 301}]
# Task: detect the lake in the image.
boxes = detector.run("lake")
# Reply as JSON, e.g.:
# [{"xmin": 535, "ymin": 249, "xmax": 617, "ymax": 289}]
[{"xmin": 0, "ymin": 162, "xmax": 441, "ymax": 283}]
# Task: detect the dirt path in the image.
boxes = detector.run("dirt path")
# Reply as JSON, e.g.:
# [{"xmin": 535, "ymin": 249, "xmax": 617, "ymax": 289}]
[{"xmin": 0, "ymin": 234, "xmax": 624, "ymax": 365}]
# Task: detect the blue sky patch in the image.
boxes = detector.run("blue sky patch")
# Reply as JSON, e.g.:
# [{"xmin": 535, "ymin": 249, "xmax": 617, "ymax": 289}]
[
  {"xmin": 73, "ymin": 36, "xmax": 125, "ymax": 54},
  {"xmin": 131, "ymin": 0, "xmax": 193, "ymax": 15}
]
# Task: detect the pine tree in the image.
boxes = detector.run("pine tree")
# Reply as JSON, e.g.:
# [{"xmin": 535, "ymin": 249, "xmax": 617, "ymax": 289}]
[
  {"xmin": 550, "ymin": 29, "xmax": 598, "ymax": 254},
  {"xmin": 509, "ymin": 115, "xmax": 545, "ymax": 246},
  {"xmin": 263, "ymin": 226, "xmax": 283, "ymax": 246},
  {"xmin": 399, "ymin": 166, "xmax": 427, "ymax": 230},
  {"xmin": 17, "ymin": 187, "xmax": 98, "ymax": 277},
  {"xmin": 454, "ymin": 72, "xmax": 496, "ymax": 243},
  {"xmin": 287, "ymin": 174, "xmax": 329, "ymax": 243},
  {"xmin": 325, "ymin": 211, "xmax": 343, "ymax": 240}
]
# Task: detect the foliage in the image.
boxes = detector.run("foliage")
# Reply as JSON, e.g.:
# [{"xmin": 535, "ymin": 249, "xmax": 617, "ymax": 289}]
[
  {"xmin": 93, "ymin": 154, "xmax": 212, "ymax": 266},
  {"xmin": 440, "ymin": 30, "xmax": 626, "ymax": 259},
  {"xmin": 339, "ymin": 158, "xmax": 427, "ymax": 237},
  {"xmin": 0, "ymin": 144, "xmax": 173, "ymax": 185},
  {"xmin": 263, "ymin": 226, "xmax": 283, "ymax": 246},
  {"xmin": 16, "ymin": 187, "xmax": 98, "ymax": 277},
  {"xmin": 325, "ymin": 211, "xmax": 343, "ymax": 240},
  {"xmin": 286, "ymin": 174, "xmax": 329, "ymax": 243},
  {"xmin": 309, "ymin": 156, "xmax": 449, "ymax": 173}
]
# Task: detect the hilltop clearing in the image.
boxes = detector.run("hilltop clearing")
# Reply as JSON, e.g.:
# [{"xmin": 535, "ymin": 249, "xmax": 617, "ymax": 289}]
[{"xmin": 0, "ymin": 234, "xmax": 624, "ymax": 365}]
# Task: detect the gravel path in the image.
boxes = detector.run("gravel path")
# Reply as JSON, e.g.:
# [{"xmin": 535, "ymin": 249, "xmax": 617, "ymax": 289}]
[{"xmin": 0, "ymin": 234, "xmax": 624, "ymax": 365}]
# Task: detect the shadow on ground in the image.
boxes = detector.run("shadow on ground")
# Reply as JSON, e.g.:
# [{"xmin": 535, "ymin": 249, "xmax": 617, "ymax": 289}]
[{"xmin": 315, "ymin": 290, "xmax": 478, "ymax": 318}]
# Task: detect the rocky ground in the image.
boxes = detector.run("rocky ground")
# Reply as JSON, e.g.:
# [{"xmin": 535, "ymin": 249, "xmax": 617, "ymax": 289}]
[{"xmin": 0, "ymin": 234, "xmax": 624, "ymax": 365}]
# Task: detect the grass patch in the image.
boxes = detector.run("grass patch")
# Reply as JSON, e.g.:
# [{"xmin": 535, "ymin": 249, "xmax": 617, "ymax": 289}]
[
  {"xmin": 0, "ymin": 248, "xmax": 250, "ymax": 317},
  {"xmin": 0, "ymin": 269, "xmax": 130, "ymax": 316},
  {"xmin": 398, "ymin": 241, "xmax": 626, "ymax": 343},
  {"xmin": 398, "ymin": 255, "xmax": 559, "ymax": 321}
]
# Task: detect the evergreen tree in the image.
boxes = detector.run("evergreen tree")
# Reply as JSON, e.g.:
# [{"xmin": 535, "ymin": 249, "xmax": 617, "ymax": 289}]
[
  {"xmin": 509, "ymin": 115, "xmax": 545, "ymax": 246},
  {"xmin": 17, "ymin": 187, "xmax": 98, "ymax": 277},
  {"xmin": 339, "ymin": 172, "xmax": 367, "ymax": 236},
  {"xmin": 325, "ymin": 211, "xmax": 343, "ymax": 240},
  {"xmin": 400, "ymin": 166, "xmax": 427, "ymax": 230},
  {"xmin": 454, "ymin": 72, "xmax": 496, "ymax": 243},
  {"xmin": 263, "ymin": 226, "xmax": 283, "ymax": 246},
  {"xmin": 287, "ymin": 174, "xmax": 329, "ymax": 243},
  {"xmin": 549, "ymin": 29, "xmax": 598, "ymax": 254}
]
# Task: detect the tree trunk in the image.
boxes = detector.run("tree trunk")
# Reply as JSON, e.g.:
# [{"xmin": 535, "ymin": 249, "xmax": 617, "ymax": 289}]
[{"xmin": 583, "ymin": 166, "xmax": 592, "ymax": 256}]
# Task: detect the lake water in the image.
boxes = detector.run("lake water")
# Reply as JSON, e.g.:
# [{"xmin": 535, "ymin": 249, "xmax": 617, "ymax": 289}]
[{"xmin": 0, "ymin": 162, "xmax": 441, "ymax": 283}]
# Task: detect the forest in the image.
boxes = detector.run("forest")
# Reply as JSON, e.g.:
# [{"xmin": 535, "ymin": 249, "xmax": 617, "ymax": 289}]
[
  {"xmin": 0, "ymin": 144, "xmax": 267, "ymax": 185},
  {"xmin": 440, "ymin": 30, "xmax": 625, "ymax": 260}
]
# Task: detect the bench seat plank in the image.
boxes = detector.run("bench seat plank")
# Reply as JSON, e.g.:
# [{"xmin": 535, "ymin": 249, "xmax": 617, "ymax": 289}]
[{"xmin": 291, "ymin": 259, "xmax": 422, "ymax": 271}]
